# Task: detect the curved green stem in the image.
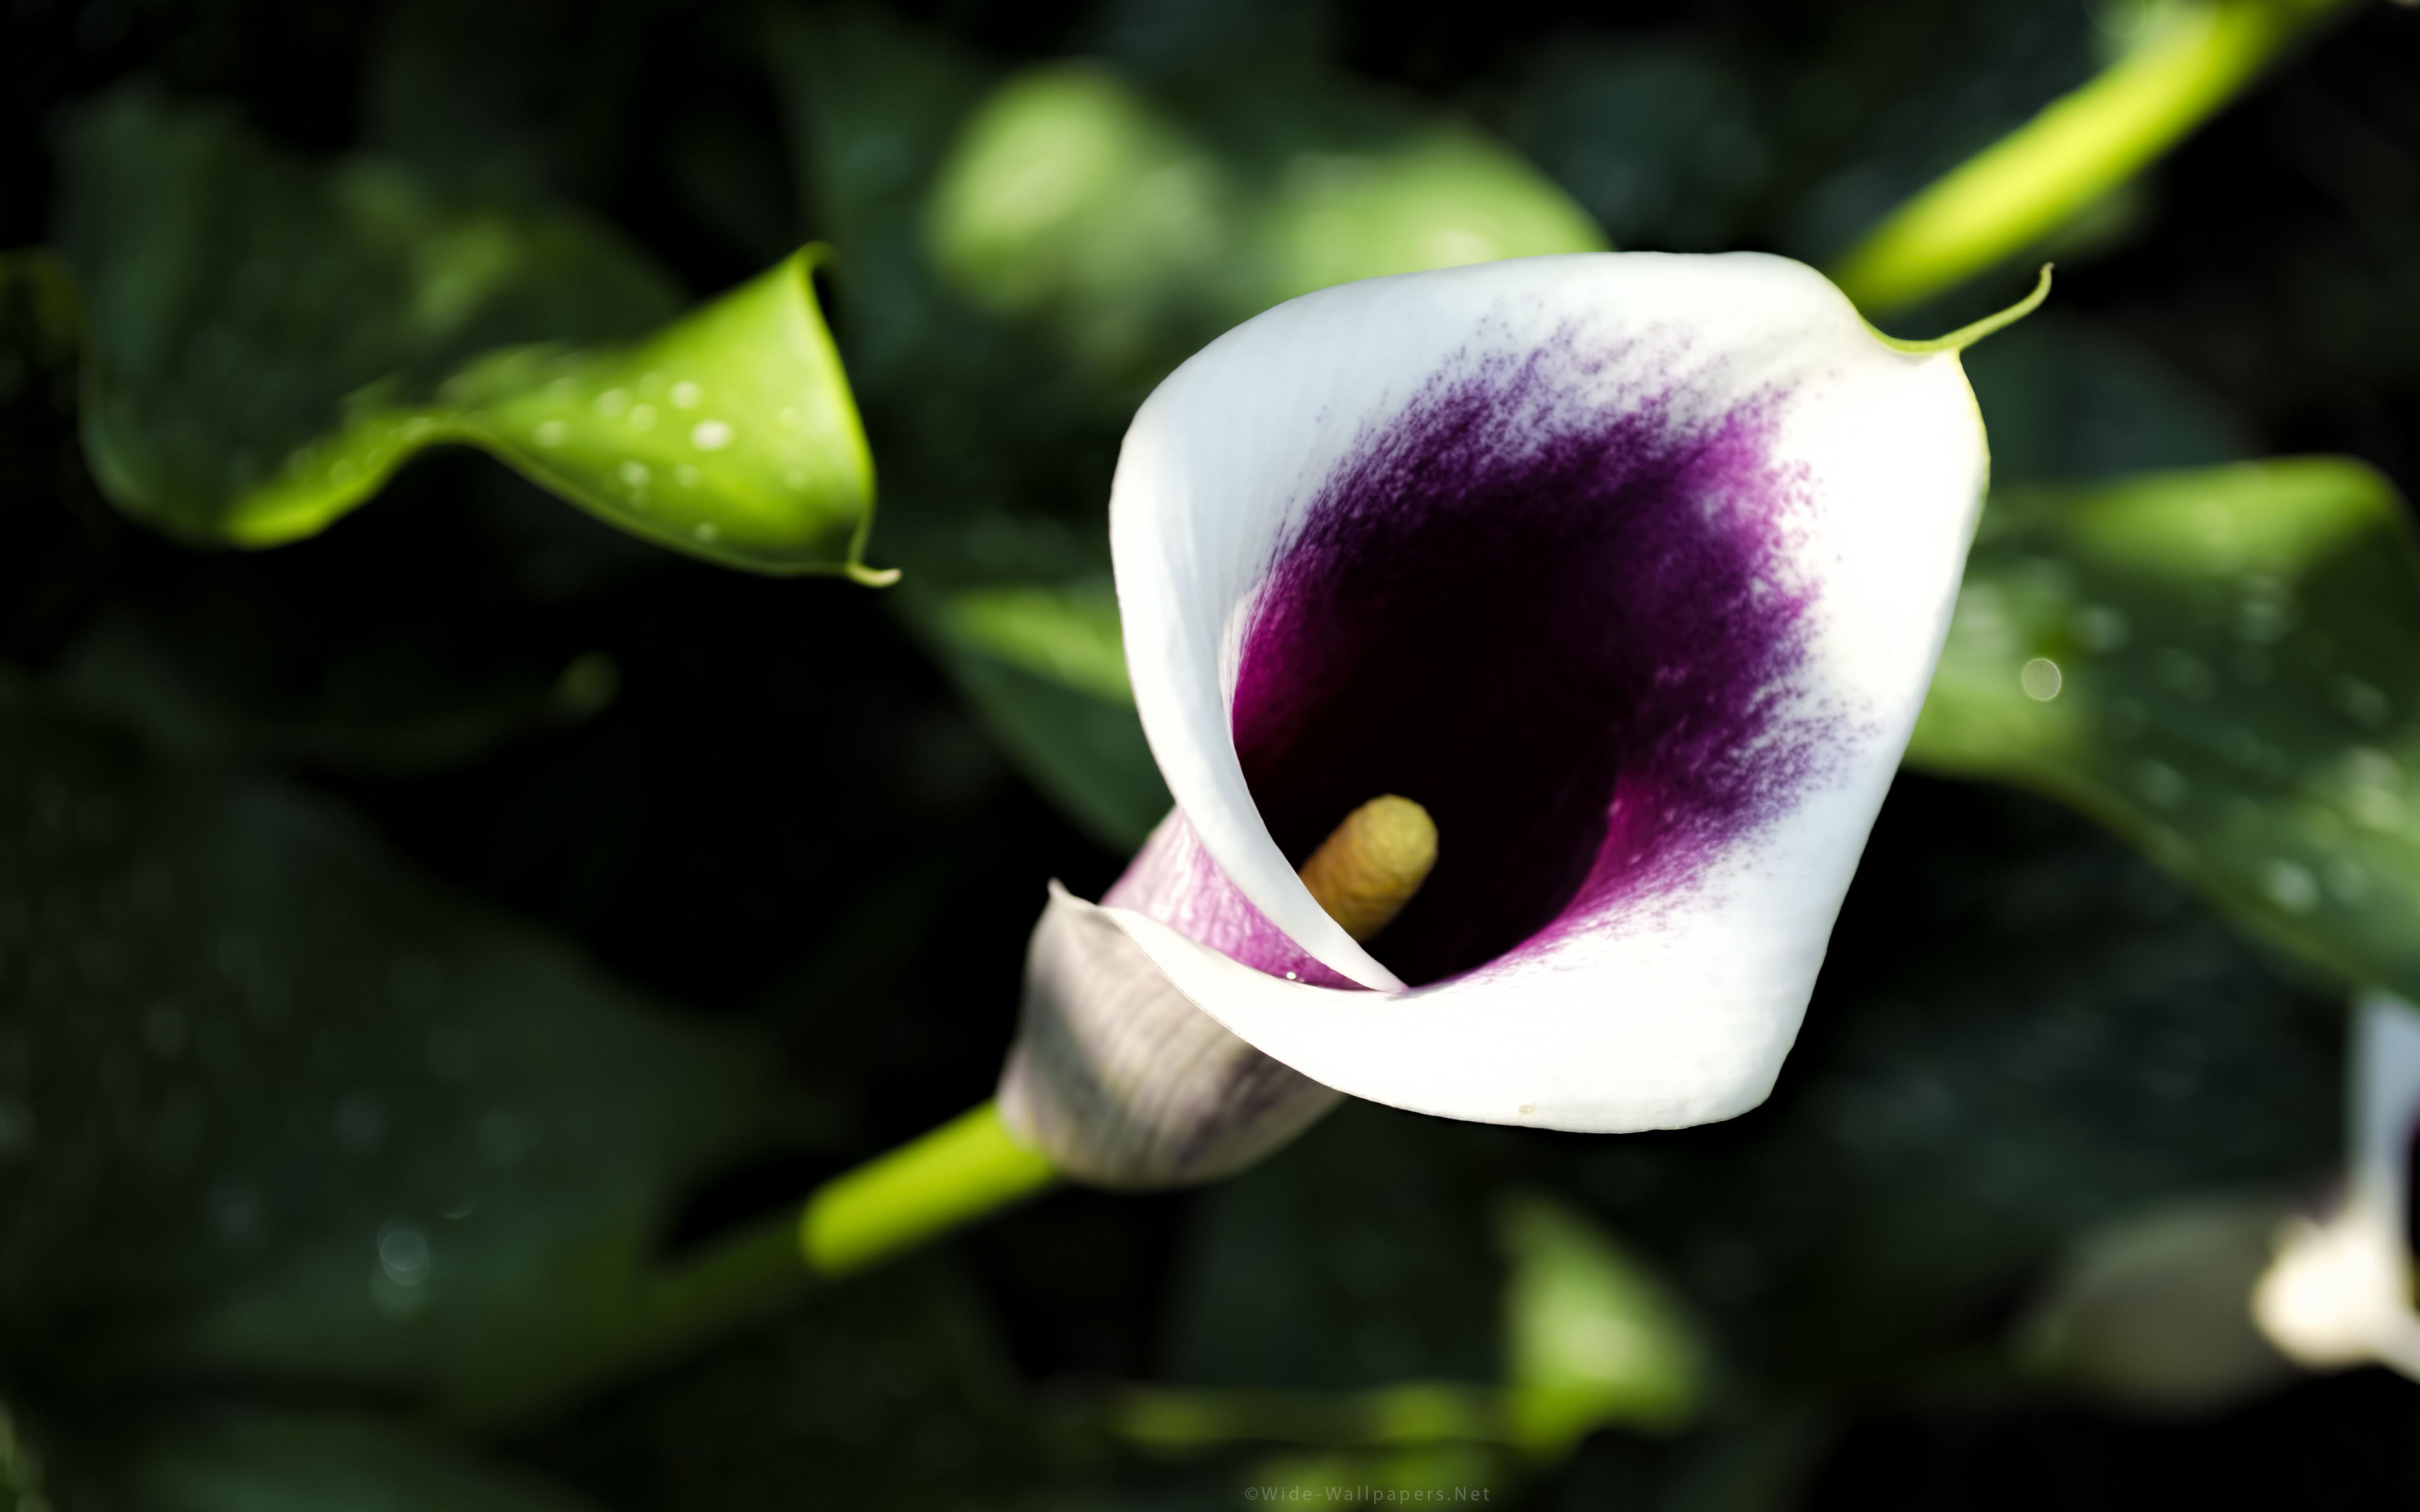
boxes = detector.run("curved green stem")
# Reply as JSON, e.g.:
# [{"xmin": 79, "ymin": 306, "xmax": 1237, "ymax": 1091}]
[
  {"xmin": 1828, "ymin": 0, "xmax": 2354, "ymax": 314},
  {"xmin": 800, "ymin": 1099, "xmax": 1060, "ymax": 1275},
  {"xmin": 441, "ymin": 1101, "xmax": 1057, "ymax": 1431}
]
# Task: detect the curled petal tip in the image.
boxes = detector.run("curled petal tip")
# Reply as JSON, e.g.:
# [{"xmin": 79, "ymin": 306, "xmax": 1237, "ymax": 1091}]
[{"xmin": 1867, "ymin": 263, "xmax": 2054, "ymax": 356}]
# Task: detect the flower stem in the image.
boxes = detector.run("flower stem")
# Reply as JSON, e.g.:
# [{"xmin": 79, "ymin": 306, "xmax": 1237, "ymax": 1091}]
[
  {"xmin": 1828, "ymin": 0, "xmax": 2353, "ymax": 315},
  {"xmin": 441, "ymin": 1101, "xmax": 1057, "ymax": 1431},
  {"xmin": 800, "ymin": 1099, "xmax": 1061, "ymax": 1276}
]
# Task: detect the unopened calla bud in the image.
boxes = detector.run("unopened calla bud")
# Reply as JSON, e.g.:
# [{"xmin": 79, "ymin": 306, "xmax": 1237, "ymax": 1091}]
[{"xmin": 998, "ymin": 798, "xmax": 1436, "ymax": 1189}]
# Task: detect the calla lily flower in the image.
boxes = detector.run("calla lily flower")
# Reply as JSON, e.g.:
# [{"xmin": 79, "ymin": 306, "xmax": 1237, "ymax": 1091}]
[
  {"xmin": 1001, "ymin": 253, "xmax": 2028, "ymax": 1184},
  {"xmin": 2255, "ymin": 990, "xmax": 2420, "ymax": 1380}
]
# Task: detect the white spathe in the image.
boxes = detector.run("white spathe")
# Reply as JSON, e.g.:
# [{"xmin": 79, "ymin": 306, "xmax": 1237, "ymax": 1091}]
[
  {"xmin": 2254, "ymin": 990, "xmax": 2420, "ymax": 1379},
  {"xmin": 1091, "ymin": 252, "xmax": 1990, "ymax": 1133}
]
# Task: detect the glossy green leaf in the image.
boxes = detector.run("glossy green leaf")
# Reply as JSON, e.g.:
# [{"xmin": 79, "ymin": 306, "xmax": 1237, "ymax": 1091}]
[
  {"xmin": 0, "ymin": 683, "xmax": 805, "ymax": 1426},
  {"xmin": 112, "ymin": 1414, "xmax": 597, "ymax": 1512},
  {"xmin": 433, "ymin": 248, "xmax": 883, "ymax": 579},
  {"xmin": 1909, "ymin": 458, "xmax": 2420, "ymax": 1000},
  {"xmin": 1498, "ymin": 1194, "xmax": 1705, "ymax": 1454},
  {"xmin": 54, "ymin": 88, "xmax": 880, "ymax": 579},
  {"xmin": 54, "ymin": 87, "xmax": 672, "ymax": 538}
]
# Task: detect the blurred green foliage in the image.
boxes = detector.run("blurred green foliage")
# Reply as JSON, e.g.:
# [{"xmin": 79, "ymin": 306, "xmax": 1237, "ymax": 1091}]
[
  {"xmin": 1912, "ymin": 458, "xmax": 2420, "ymax": 1004},
  {"xmin": 4, "ymin": 0, "xmax": 2420, "ymax": 1508}
]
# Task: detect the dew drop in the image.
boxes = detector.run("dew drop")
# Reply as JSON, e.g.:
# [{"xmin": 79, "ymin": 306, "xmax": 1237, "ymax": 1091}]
[
  {"xmin": 2261, "ymin": 859, "xmax": 2319, "ymax": 915},
  {"xmin": 333, "ymin": 1091, "xmax": 387, "ymax": 1155},
  {"xmin": 628, "ymin": 404, "xmax": 657, "ymax": 432},
  {"xmin": 674, "ymin": 464, "xmax": 701, "ymax": 488},
  {"xmin": 2073, "ymin": 605, "xmax": 2129, "ymax": 651},
  {"xmin": 690, "ymin": 419, "xmax": 734, "ymax": 451},
  {"xmin": 425, "ymin": 1026, "xmax": 478, "ymax": 1084},
  {"xmin": 2326, "ymin": 856, "xmax": 2371, "ymax": 903},
  {"xmin": 693, "ymin": 522, "xmax": 720, "ymax": 543},
  {"xmin": 670, "ymin": 381, "xmax": 702, "ymax": 409},
  {"xmin": 2020, "ymin": 658, "xmax": 2062, "ymax": 701},
  {"xmin": 377, "ymin": 1221, "xmax": 431, "ymax": 1285},
  {"xmin": 2334, "ymin": 675, "xmax": 2391, "ymax": 730},
  {"xmin": 0, "ymin": 1100, "xmax": 32, "ymax": 1158},
  {"xmin": 2153, "ymin": 648, "xmax": 2215, "ymax": 701},
  {"xmin": 594, "ymin": 388, "xmax": 630, "ymax": 418},
  {"xmin": 534, "ymin": 420, "xmax": 570, "ymax": 447},
  {"xmin": 618, "ymin": 461, "xmax": 651, "ymax": 490},
  {"xmin": 2134, "ymin": 760, "xmax": 2187, "ymax": 809},
  {"xmin": 2348, "ymin": 786, "xmax": 2404, "ymax": 832},
  {"xmin": 142, "ymin": 1000, "xmax": 190, "ymax": 1058}
]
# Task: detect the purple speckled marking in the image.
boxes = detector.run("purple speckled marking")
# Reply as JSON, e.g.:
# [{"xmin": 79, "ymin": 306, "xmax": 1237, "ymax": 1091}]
[
  {"xmin": 1103, "ymin": 811, "xmax": 1363, "ymax": 988},
  {"xmin": 1216, "ymin": 332, "xmax": 1836, "ymax": 987}
]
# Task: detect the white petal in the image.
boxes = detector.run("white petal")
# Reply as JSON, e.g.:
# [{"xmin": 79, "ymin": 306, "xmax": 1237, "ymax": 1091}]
[{"xmin": 1109, "ymin": 252, "xmax": 1987, "ymax": 1131}]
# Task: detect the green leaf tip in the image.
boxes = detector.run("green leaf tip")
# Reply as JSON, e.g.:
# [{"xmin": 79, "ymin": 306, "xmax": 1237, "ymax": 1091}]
[
  {"xmin": 453, "ymin": 244, "xmax": 886, "ymax": 580},
  {"xmin": 1869, "ymin": 264, "xmax": 2054, "ymax": 357}
]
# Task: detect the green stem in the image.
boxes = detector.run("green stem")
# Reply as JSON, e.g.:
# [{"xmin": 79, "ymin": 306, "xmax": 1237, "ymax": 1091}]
[
  {"xmin": 441, "ymin": 1101, "xmax": 1058, "ymax": 1431},
  {"xmin": 799, "ymin": 1099, "xmax": 1060, "ymax": 1275},
  {"xmin": 1828, "ymin": 0, "xmax": 2353, "ymax": 315}
]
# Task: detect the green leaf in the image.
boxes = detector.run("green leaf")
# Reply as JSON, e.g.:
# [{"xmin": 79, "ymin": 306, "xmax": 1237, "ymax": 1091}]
[
  {"xmin": 54, "ymin": 88, "xmax": 880, "ymax": 579},
  {"xmin": 0, "ymin": 683, "xmax": 807, "ymax": 1425},
  {"xmin": 902, "ymin": 580, "xmax": 1167, "ymax": 852},
  {"xmin": 111, "ymin": 1413, "xmax": 597, "ymax": 1512},
  {"xmin": 1908, "ymin": 457, "xmax": 2420, "ymax": 1000},
  {"xmin": 54, "ymin": 87, "xmax": 672, "ymax": 537},
  {"xmin": 434, "ymin": 249, "xmax": 884, "ymax": 580},
  {"xmin": 1498, "ymin": 1194, "xmax": 1705, "ymax": 1454}
]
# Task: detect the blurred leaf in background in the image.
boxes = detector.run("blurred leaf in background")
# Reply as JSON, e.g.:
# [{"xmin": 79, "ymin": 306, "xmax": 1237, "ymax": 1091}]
[
  {"xmin": 109, "ymin": 1414, "xmax": 602, "ymax": 1512},
  {"xmin": 1911, "ymin": 459, "xmax": 2420, "ymax": 1004},
  {"xmin": 0, "ymin": 682, "xmax": 817, "ymax": 1429}
]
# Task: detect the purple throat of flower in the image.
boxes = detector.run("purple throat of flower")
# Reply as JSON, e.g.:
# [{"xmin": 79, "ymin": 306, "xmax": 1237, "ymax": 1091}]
[{"xmin": 1112, "ymin": 340, "xmax": 1847, "ymax": 993}]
